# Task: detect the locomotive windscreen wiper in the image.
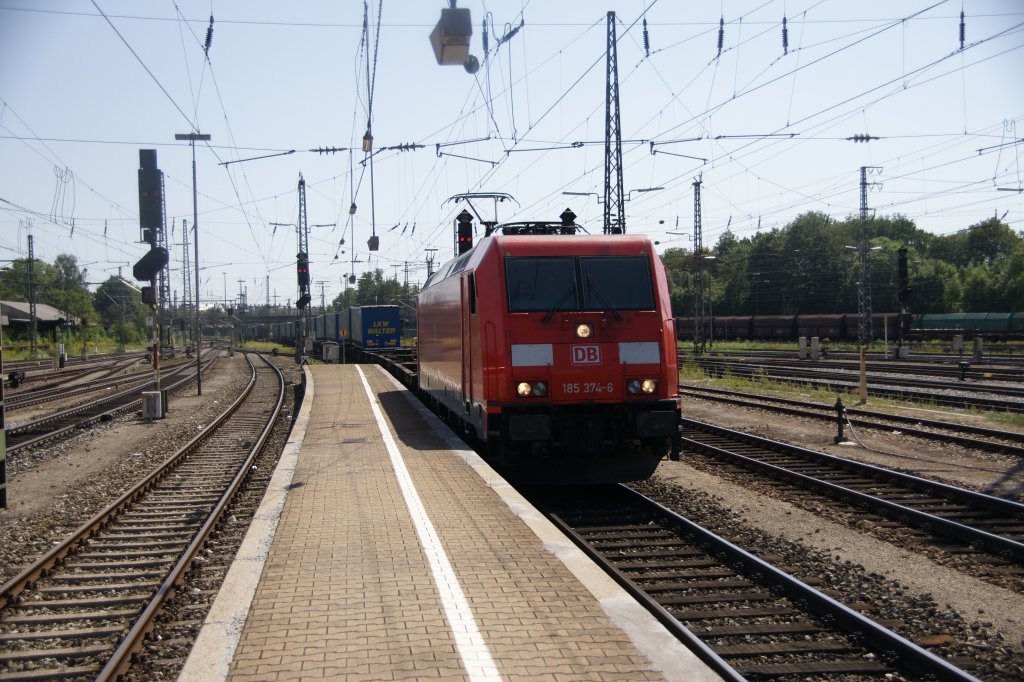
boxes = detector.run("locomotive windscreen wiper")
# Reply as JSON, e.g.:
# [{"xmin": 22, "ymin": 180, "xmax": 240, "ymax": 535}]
[
  {"xmin": 585, "ymin": 274, "xmax": 623, "ymax": 321},
  {"xmin": 541, "ymin": 281, "xmax": 578, "ymax": 322}
]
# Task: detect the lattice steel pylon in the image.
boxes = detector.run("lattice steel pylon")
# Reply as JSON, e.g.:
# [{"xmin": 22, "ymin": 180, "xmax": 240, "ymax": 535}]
[
  {"xmin": 692, "ymin": 177, "xmax": 707, "ymax": 354},
  {"xmin": 27, "ymin": 232, "xmax": 37, "ymax": 357},
  {"xmin": 157, "ymin": 172, "xmax": 170, "ymax": 347},
  {"xmin": 297, "ymin": 173, "xmax": 311, "ymax": 349},
  {"xmin": 856, "ymin": 166, "xmax": 877, "ymax": 347},
  {"xmin": 603, "ymin": 11, "xmax": 625, "ymax": 234},
  {"xmin": 181, "ymin": 219, "xmax": 192, "ymax": 342}
]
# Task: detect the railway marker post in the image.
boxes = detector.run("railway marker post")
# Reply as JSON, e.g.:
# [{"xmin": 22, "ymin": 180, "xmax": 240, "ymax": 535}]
[{"xmin": 833, "ymin": 397, "xmax": 847, "ymax": 444}]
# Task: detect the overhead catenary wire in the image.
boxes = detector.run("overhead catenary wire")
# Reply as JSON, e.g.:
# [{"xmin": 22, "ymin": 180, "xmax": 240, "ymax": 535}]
[{"xmin": 6, "ymin": 2, "xmax": 1022, "ymax": 285}]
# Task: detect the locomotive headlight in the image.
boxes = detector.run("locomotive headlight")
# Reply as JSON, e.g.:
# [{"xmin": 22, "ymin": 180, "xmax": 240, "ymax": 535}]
[
  {"xmin": 574, "ymin": 323, "xmax": 593, "ymax": 338},
  {"xmin": 516, "ymin": 380, "xmax": 548, "ymax": 397},
  {"xmin": 627, "ymin": 379, "xmax": 658, "ymax": 395}
]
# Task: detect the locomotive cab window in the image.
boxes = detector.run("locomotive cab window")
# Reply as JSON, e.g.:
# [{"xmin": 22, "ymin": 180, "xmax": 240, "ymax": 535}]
[
  {"xmin": 580, "ymin": 256, "xmax": 654, "ymax": 311},
  {"xmin": 505, "ymin": 257, "xmax": 577, "ymax": 312}
]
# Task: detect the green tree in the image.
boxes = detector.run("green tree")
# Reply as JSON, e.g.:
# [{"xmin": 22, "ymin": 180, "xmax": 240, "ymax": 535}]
[
  {"xmin": 49, "ymin": 254, "xmax": 96, "ymax": 325},
  {"xmin": 964, "ymin": 217, "xmax": 1020, "ymax": 266},
  {"xmin": 93, "ymin": 277, "xmax": 148, "ymax": 344},
  {"xmin": 0, "ymin": 257, "xmax": 57, "ymax": 302}
]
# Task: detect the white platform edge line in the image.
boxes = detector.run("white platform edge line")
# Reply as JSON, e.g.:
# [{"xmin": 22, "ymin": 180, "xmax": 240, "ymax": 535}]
[
  {"xmin": 373, "ymin": 365, "xmax": 722, "ymax": 682},
  {"xmin": 177, "ymin": 365, "xmax": 314, "ymax": 682},
  {"xmin": 356, "ymin": 365, "xmax": 502, "ymax": 681}
]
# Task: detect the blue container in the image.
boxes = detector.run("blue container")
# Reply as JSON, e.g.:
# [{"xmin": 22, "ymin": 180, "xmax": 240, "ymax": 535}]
[{"xmin": 350, "ymin": 305, "xmax": 400, "ymax": 348}]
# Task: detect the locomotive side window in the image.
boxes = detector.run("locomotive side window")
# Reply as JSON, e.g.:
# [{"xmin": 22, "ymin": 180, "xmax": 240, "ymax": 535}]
[
  {"xmin": 505, "ymin": 257, "xmax": 576, "ymax": 312},
  {"xmin": 580, "ymin": 256, "xmax": 654, "ymax": 311}
]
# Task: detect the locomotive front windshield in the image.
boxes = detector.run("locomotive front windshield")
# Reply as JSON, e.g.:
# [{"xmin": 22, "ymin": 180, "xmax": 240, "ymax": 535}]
[{"xmin": 506, "ymin": 255, "xmax": 654, "ymax": 312}]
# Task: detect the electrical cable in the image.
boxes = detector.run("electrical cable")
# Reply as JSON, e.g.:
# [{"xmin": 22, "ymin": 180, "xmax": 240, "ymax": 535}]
[
  {"xmin": 90, "ymin": 0, "xmax": 195, "ymax": 129},
  {"xmin": 841, "ymin": 410, "xmax": 1013, "ymax": 475}
]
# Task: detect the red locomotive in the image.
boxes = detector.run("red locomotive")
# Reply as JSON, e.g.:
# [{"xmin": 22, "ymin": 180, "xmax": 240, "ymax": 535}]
[{"xmin": 417, "ymin": 217, "xmax": 681, "ymax": 484}]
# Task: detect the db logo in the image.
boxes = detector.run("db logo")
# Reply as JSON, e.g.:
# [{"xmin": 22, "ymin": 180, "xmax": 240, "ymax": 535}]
[{"xmin": 571, "ymin": 345, "xmax": 601, "ymax": 365}]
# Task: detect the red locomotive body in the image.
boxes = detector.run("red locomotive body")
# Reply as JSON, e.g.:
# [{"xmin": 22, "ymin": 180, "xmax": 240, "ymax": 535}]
[{"xmin": 417, "ymin": 232, "xmax": 680, "ymax": 483}]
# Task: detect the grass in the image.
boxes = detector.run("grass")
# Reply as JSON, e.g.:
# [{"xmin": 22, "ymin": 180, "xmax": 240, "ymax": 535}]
[
  {"xmin": 2, "ymin": 338, "xmax": 149, "ymax": 362},
  {"xmin": 236, "ymin": 340, "xmax": 285, "ymax": 353}
]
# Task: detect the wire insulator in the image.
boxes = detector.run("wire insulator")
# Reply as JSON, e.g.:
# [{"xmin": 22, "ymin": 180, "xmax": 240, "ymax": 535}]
[
  {"xmin": 782, "ymin": 16, "xmax": 788, "ymax": 55},
  {"xmin": 482, "ymin": 18, "xmax": 489, "ymax": 57},
  {"xmin": 959, "ymin": 10, "xmax": 965, "ymax": 50},
  {"xmin": 717, "ymin": 16, "xmax": 724, "ymax": 57},
  {"xmin": 643, "ymin": 18, "xmax": 650, "ymax": 57},
  {"xmin": 204, "ymin": 15, "xmax": 214, "ymax": 57}
]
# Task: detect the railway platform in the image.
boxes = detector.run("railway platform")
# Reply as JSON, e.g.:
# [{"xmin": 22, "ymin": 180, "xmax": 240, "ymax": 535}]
[{"xmin": 179, "ymin": 363, "xmax": 720, "ymax": 681}]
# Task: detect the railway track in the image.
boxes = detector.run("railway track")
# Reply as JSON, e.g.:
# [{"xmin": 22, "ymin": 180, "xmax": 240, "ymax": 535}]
[
  {"xmin": 0, "ymin": 351, "xmax": 285, "ymax": 681},
  {"xmin": 702, "ymin": 348, "xmax": 1024, "ymax": 367},
  {"xmin": 4, "ymin": 354, "xmax": 216, "ymax": 454},
  {"xmin": 678, "ymin": 418, "xmax": 1024, "ymax": 574},
  {"xmin": 4, "ymin": 357, "xmax": 143, "ymax": 393},
  {"xmin": 699, "ymin": 355, "xmax": 1024, "ymax": 383},
  {"xmin": 532, "ymin": 484, "xmax": 979, "ymax": 680},
  {"xmin": 691, "ymin": 358, "xmax": 1024, "ymax": 413},
  {"xmin": 3, "ymin": 352, "xmax": 150, "ymax": 382},
  {"xmin": 680, "ymin": 385, "xmax": 1024, "ymax": 458},
  {"xmin": 5, "ymin": 359, "xmax": 150, "ymax": 412}
]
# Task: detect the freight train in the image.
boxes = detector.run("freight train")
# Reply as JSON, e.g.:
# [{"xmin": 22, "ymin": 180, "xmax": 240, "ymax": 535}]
[
  {"xmin": 270, "ymin": 305, "xmax": 401, "ymax": 351},
  {"xmin": 677, "ymin": 312, "xmax": 1024, "ymax": 342},
  {"xmin": 409, "ymin": 218, "xmax": 681, "ymax": 484},
  {"xmin": 312, "ymin": 305, "xmax": 401, "ymax": 349}
]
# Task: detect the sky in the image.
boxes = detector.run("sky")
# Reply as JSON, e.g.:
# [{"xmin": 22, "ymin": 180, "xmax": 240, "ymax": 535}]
[{"xmin": 1, "ymin": 0, "xmax": 1022, "ymax": 309}]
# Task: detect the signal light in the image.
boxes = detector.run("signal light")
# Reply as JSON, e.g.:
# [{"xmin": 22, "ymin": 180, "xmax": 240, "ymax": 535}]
[
  {"xmin": 141, "ymin": 286, "xmax": 156, "ymax": 305},
  {"xmin": 296, "ymin": 251, "xmax": 310, "ymax": 287},
  {"xmin": 138, "ymin": 167, "xmax": 163, "ymax": 232},
  {"xmin": 456, "ymin": 209, "xmax": 473, "ymax": 255}
]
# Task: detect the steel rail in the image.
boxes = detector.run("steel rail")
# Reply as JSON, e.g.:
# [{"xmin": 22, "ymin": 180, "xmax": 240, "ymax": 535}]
[
  {"xmin": 98, "ymin": 351, "xmax": 285, "ymax": 681},
  {"xmin": 694, "ymin": 358, "xmax": 1024, "ymax": 398},
  {"xmin": 679, "ymin": 418, "xmax": 1024, "ymax": 563},
  {"xmin": 545, "ymin": 510, "xmax": 743, "ymax": 682},
  {"xmin": 546, "ymin": 484, "xmax": 980, "ymax": 682},
  {"xmin": 679, "ymin": 385, "xmax": 1024, "ymax": 457},
  {"xmin": 6, "ymin": 359, "xmax": 149, "ymax": 410},
  {"xmin": 691, "ymin": 360, "xmax": 1024, "ymax": 413},
  {"xmin": 5, "ymin": 355, "xmax": 217, "ymax": 454},
  {"xmin": 0, "ymin": 352, "xmax": 253, "ymax": 609},
  {"xmin": 697, "ymin": 356, "xmax": 1024, "ymax": 382}
]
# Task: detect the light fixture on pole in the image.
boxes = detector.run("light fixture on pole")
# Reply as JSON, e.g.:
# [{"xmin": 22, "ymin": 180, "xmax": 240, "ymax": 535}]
[
  {"xmin": 626, "ymin": 186, "xmax": 665, "ymax": 201},
  {"xmin": 175, "ymin": 131, "xmax": 211, "ymax": 396},
  {"xmin": 562, "ymin": 191, "xmax": 603, "ymax": 204},
  {"xmin": 429, "ymin": 4, "xmax": 478, "ymax": 73}
]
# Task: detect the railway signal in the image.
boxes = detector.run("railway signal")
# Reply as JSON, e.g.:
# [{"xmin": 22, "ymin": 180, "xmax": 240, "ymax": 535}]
[
  {"xmin": 297, "ymin": 251, "xmax": 310, "ymax": 287},
  {"xmin": 138, "ymin": 168, "xmax": 163, "ymax": 240},
  {"xmin": 456, "ymin": 209, "xmax": 473, "ymax": 255},
  {"xmin": 132, "ymin": 246, "xmax": 169, "ymax": 282}
]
